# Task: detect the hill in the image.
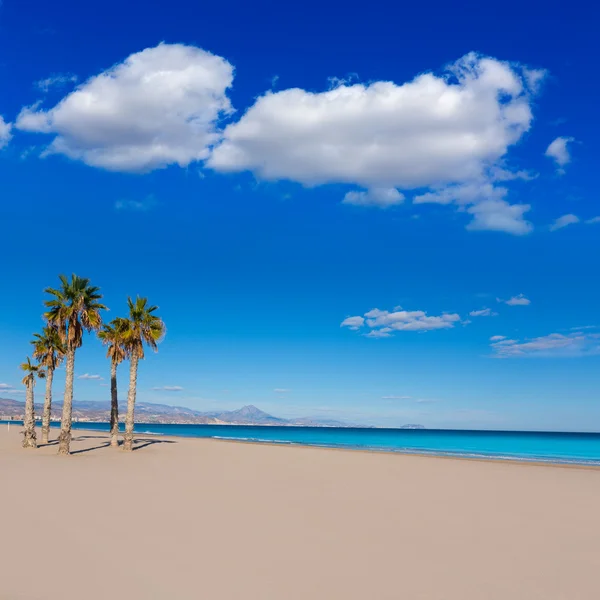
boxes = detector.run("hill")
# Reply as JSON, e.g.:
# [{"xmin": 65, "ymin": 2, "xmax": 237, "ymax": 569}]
[{"xmin": 0, "ymin": 398, "xmax": 355, "ymax": 427}]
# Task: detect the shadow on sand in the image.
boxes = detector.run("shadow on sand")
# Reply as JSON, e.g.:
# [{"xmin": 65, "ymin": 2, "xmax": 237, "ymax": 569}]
[{"xmin": 66, "ymin": 435, "xmax": 177, "ymax": 455}]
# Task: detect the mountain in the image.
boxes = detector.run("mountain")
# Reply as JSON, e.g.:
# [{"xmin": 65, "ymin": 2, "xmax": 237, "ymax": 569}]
[
  {"xmin": 399, "ymin": 424, "xmax": 426, "ymax": 429},
  {"xmin": 204, "ymin": 405, "xmax": 287, "ymax": 425},
  {"xmin": 0, "ymin": 398, "xmax": 354, "ymax": 427}
]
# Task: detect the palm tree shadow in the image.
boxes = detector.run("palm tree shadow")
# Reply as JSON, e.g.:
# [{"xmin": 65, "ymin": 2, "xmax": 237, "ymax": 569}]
[
  {"xmin": 132, "ymin": 438, "xmax": 177, "ymax": 452},
  {"xmin": 63, "ymin": 435, "xmax": 176, "ymax": 454},
  {"xmin": 68, "ymin": 435, "xmax": 115, "ymax": 455},
  {"xmin": 38, "ymin": 440, "xmax": 59, "ymax": 447},
  {"xmin": 70, "ymin": 441, "xmax": 112, "ymax": 454}
]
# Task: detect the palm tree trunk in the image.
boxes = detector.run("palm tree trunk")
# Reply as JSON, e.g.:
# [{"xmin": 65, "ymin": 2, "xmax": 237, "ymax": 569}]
[
  {"xmin": 123, "ymin": 353, "xmax": 139, "ymax": 452},
  {"xmin": 41, "ymin": 367, "xmax": 54, "ymax": 444},
  {"xmin": 58, "ymin": 348, "xmax": 75, "ymax": 455},
  {"xmin": 22, "ymin": 380, "xmax": 37, "ymax": 448},
  {"xmin": 110, "ymin": 361, "xmax": 119, "ymax": 447}
]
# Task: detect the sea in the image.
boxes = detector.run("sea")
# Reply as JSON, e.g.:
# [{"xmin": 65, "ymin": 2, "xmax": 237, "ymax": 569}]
[{"xmin": 5, "ymin": 421, "xmax": 598, "ymax": 466}]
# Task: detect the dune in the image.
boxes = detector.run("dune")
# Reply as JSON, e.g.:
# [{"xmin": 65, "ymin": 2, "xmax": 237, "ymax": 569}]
[{"xmin": 1, "ymin": 425, "xmax": 599, "ymax": 599}]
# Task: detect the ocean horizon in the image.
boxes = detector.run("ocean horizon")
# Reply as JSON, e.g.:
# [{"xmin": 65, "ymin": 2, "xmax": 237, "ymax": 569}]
[{"xmin": 5, "ymin": 421, "xmax": 598, "ymax": 466}]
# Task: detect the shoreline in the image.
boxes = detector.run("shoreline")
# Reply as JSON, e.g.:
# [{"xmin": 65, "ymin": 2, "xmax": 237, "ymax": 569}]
[{"xmin": 5, "ymin": 420, "xmax": 597, "ymax": 470}]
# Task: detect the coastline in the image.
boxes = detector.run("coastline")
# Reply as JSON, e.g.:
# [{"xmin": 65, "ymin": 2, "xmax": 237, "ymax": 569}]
[{"xmin": 5, "ymin": 420, "xmax": 597, "ymax": 469}]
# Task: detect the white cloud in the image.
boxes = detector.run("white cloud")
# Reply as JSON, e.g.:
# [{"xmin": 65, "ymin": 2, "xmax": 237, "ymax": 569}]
[
  {"xmin": 545, "ymin": 136, "xmax": 575, "ymax": 172},
  {"xmin": 364, "ymin": 330, "xmax": 393, "ymax": 338},
  {"xmin": 78, "ymin": 373, "xmax": 103, "ymax": 380},
  {"xmin": 210, "ymin": 53, "xmax": 536, "ymax": 187},
  {"xmin": 469, "ymin": 308, "xmax": 497, "ymax": 317},
  {"xmin": 340, "ymin": 316, "xmax": 365, "ymax": 330},
  {"xmin": 499, "ymin": 294, "xmax": 531, "ymax": 306},
  {"xmin": 0, "ymin": 116, "xmax": 12, "ymax": 149},
  {"xmin": 208, "ymin": 53, "xmax": 541, "ymax": 233},
  {"xmin": 273, "ymin": 388, "xmax": 291, "ymax": 393},
  {"xmin": 491, "ymin": 332, "xmax": 600, "ymax": 358},
  {"xmin": 36, "ymin": 73, "xmax": 78, "ymax": 93},
  {"xmin": 585, "ymin": 216, "xmax": 600, "ymax": 224},
  {"xmin": 490, "ymin": 335, "xmax": 506, "ymax": 341},
  {"xmin": 342, "ymin": 187, "xmax": 404, "ymax": 208},
  {"xmin": 343, "ymin": 306, "xmax": 461, "ymax": 338},
  {"xmin": 412, "ymin": 181, "xmax": 532, "ymax": 236},
  {"xmin": 0, "ymin": 383, "xmax": 17, "ymax": 391},
  {"xmin": 466, "ymin": 197, "xmax": 532, "ymax": 235},
  {"xmin": 549, "ymin": 213, "xmax": 580, "ymax": 231},
  {"xmin": 16, "ymin": 43, "xmax": 234, "ymax": 172},
  {"xmin": 382, "ymin": 395, "xmax": 411, "ymax": 400},
  {"xmin": 115, "ymin": 195, "xmax": 157, "ymax": 212},
  {"xmin": 152, "ymin": 386, "xmax": 184, "ymax": 392}
]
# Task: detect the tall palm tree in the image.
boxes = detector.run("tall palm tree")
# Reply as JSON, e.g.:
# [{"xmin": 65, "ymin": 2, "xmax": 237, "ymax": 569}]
[
  {"xmin": 31, "ymin": 326, "xmax": 66, "ymax": 444},
  {"xmin": 98, "ymin": 318, "xmax": 128, "ymax": 447},
  {"xmin": 44, "ymin": 274, "xmax": 106, "ymax": 455},
  {"xmin": 121, "ymin": 296, "xmax": 165, "ymax": 451},
  {"xmin": 20, "ymin": 357, "xmax": 45, "ymax": 448}
]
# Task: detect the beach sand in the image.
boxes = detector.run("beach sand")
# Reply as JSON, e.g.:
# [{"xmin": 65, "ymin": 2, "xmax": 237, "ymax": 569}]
[{"xmin": 1, "ymin": 426, "xmax": 599, "ymax": 600}]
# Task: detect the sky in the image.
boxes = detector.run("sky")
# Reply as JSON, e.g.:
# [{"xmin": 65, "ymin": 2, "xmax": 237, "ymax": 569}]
[{"xmin": 0, "ymin": 0, "xmax": 599, "ymax": 431}]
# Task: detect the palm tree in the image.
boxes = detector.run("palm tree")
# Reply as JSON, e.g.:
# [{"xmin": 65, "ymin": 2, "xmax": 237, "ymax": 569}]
[
  {"xmin": 121, "ymin": 296, "xmax": 165, "ymax": 451},
  {"xmin": 98, "ymin": 318, "xmax": 128, "ymax": 447},
  {"xmin": 44, "ymin": 274, "xmax": 106, "ymax": 455},
  {"xmin": 20, "ymin": 357, "xmax": 45, "ymax": 448},
  {"xmin": 31, "ymin": 326, "xmax": 66, "ymax": 444}
]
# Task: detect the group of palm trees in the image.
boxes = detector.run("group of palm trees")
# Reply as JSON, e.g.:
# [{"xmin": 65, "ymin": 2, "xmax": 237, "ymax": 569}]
[{"xmin": 20, "ymin": 273, "xmax": 165, "ymax": 455}]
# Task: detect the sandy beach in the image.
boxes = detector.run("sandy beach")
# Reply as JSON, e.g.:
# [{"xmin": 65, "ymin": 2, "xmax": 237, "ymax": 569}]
[{"xmin": 1, "ymin": 426, "xmax": 599, "ymax": 600}]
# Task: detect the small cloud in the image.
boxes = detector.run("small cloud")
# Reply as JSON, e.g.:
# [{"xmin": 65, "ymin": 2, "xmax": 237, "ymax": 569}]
[
  {"xmin": 99, "ymin": 383, "xmax": 109, "ymax": 387},
  {"xmin": 152, "ymin": 385, "xmax": 183, "ymax": 392},
  {"xmin": 36, "ymin": 73, "xmax": 78, "ymax": 93},
  {"xmin": 115, "ymin": 195, "xmax": 157, "ymax": 212},
  {"xmin": 273, "ymin": 388, "xmax": 291, "ymax": 393},
  {"xmin": 490, "ymin": 332, "xmax": 600, "ymax": 358},
  {"xmin": 490, "ymin": 335, "xmax": 506, "ymax": 341},
  {"xmin": 382, "ymin": 395, "xmax": 411, "ymax": 400},
  {"xmin": 342, "ymin": 187, "xmax": 404, "ymax": 208},
  {"xmin": 0, "ymin": 383, "xmax": 17, "ymax": 393},
  {"xmin": 364, "ymin": 329, "xmax": 393, "ymax": 338},
  {"xmin": 586, "ymin": 216, "xmax": 600, "ymax": 224},
  {"xmin": 340, "ymin": 316, "xmax": 365, "ymax": 330},
  {"xmin": 78, "ymin": 373, "xmax": 103, "ymax": 380},
  {"xmin": 498, "ymin": 294, "xmax": 530, "ymax": 306},
  {"xmin": 415, "ymin": 398, "xmax": 437, "ymax": 404},
  {"xmin": 549, "ymin": 214, "xmax": 580, "ymax": 231},
  {"xmin": 469, "ymin": 308, "xmax": 497, "ymax": 317},
  {"xmin": 270, "ymin": 75, "xmax": 279, "ymax": 88},
  {"xmin": 545, "ymin": 136, "xmax": 575, "ymax": 173}
]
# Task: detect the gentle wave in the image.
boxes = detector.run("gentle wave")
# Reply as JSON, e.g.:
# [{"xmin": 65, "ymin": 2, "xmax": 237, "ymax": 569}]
[
  {"xmin": 210, "ymin": 436, "xmax": 294, "ymax": 444},
  {"xmin": 209, "ymin": 437, "xmax": 600, "ymax": 465}
]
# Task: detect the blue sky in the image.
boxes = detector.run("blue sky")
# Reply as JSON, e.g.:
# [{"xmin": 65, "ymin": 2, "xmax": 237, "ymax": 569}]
[{"xmin": 0, "ymin": 0, "xmax": 599, "ymax": 430}]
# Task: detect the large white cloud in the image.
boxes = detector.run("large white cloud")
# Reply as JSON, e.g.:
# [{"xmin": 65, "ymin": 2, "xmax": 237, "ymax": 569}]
[
  {"xmin": 209, "ymin": 53, "xmax": 542, "ymax": 233},
  {"xmin": 16, "ymin": 43, "xmax": 234, "ymax": 172}
]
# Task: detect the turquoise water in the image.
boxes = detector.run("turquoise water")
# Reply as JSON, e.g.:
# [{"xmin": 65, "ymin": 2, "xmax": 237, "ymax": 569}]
[{"xmin": 5, "ymin": 421, "xmax": 597, "ymax": 465}]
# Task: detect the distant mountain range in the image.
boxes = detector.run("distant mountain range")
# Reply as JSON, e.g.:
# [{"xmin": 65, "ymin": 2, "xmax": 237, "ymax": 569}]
[{"xmin": 0, "ymin": 398, "xmax": 355, "ymax": 428}]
